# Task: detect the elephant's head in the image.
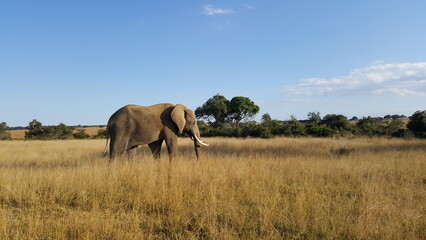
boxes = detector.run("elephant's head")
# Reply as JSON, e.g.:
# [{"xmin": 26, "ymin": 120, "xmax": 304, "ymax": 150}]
[{"xmin": 171, "ymin": 104, "xmax": 209, "ymax": 158}]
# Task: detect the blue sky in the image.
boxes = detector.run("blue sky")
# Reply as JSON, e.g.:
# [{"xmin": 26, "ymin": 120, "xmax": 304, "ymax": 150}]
[{"xmin": 1, "ymin": 0, "xmax": 425, "ymax": 126}]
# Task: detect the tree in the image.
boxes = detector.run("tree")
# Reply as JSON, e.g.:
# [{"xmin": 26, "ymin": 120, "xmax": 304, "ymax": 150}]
[
  {"xmin": 285, "ymin": 115, "xmax": 306, "ymax": 137},
  {"xmin": 385, "ymin": 120, "xmax": 405, "ymax": 136},
  {"xmin": 321, "ymin": 114, "xmax": 351, "ymax": 132},
  {"xmin": 25, "ymin": 119, "xmax": 44, "ymax": 139},
  {"xmin": 0, "ymin": 122, "xmax": 7, "ymax": 133},
  {"xmin": 0, "ymin": 122, "xmax": 11, "ymax": 140},
  {"xmin": 407, "ymin": 110, "xmax": 426, "ymax": 138},
  {"xmin": 195, "ymin": 94, "xmax": 229, "ymax": 125},
  {"xmin": 356, "ymin": 117, "xmax": 383, "ymax": 136},
  {"xmin": 261, "ymin": 113, "xmax": 272, "ymax": 125},
  {"xmin": 307, "ymin": 112, "xmax": 321, "ymax": 124},
  {"xmin": 73, "ymin": 129, "xmax": 90, "ymax": 139},
  {"xmin": 349, "ymin": 116, "xmax": 359, "ymax": 122},
  {"xmin": 25, "ymin": 120, "xmax": 73, "ymax": 139},
  {"xmin": 227, "ymin": 96, "xmax": 260, "ymax": 126},
  {"xmin": 52, "ymin": 123, "xmax": 73, "ymax": 139},
  {"xmin": 306, "ymin": 123, "xmax": 334, "ymax": 137}
]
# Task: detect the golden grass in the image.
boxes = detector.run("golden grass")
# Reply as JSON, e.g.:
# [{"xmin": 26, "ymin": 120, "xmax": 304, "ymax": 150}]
[
  {"xmin": 8, "ymin": 130, "xmax": 26, "ymax": 139},
  {"xmin": 0, "ymin": 137, "xmax": 425, "ymax": 239}
]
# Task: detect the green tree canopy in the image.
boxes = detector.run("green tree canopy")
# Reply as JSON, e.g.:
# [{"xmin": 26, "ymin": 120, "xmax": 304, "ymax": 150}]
[
  {"xmin": 307, "ymin": 112, "xmax": 321, "ymax": 124},
  {"xmin": 0, "ymin": 122, "xmax": 11, "ymax": 140},
  {"xmin": 25, "ymin": 119, "xmax": 44, "ymax": 139},
  {"xmin": 73, "ymin": 129, "xmax": 90, "ymax": 139},
  {"xmin": 0, "ymin": 122, "xmax": 7, "ymax": 133},
  {"xmin": 407, "ymin": 110, "xmax": 426, "ymax": 138},
  {"xmin": 25, "ymin": 120, "xmax": 74, "ymax": 139},
  {"xmin": 356, "ymin": 116, "xmax": 383, "ymax": 136},
  {"xmin": 321, "ymin": 114, "xmax": 351, "ymax": 131},
  {"xmin": 195, "ymin": 94, "xmax": 229, "ymax": 125},
  {"xmin": 228, "ymin": 96, "xmax": 260, "ymax": 126},
  {"xmin": 261, "ymin": 113, "xmax": 272, "ymax": 124}
]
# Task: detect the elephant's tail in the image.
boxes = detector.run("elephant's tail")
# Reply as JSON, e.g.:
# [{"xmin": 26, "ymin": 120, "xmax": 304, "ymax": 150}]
[{"xmin": 102, "ymin": 128, "xmax": 110, "ymax": 157}]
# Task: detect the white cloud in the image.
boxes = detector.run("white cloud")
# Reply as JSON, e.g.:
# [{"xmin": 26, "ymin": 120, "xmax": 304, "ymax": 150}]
[
  {"xmin": 283, "ymin": 62, "xmax": 426, "ymax": 96},
  {"xmin": 203, "ymin": 4, "xmax": 233, "ymax": 15}
]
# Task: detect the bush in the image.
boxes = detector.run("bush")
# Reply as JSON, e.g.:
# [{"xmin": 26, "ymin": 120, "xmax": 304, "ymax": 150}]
[
  {"xmin": 0, "ymin": 122, "xmax": 11, "ymax": 140},
  {"xmin": 270, "ymin": 124, "xmax": 291, "ymax": 136},
  {"xmin": 241, "ymin": 123, "xmax": 273, "ymax": 138},
  {"xmin": 322, "ymin": 114, "xmax": 351, "ymax": 132},
  {"xmin": 96, "ymin": 129, "xmax": 108, "ymax": 139},
  {"xmin": 384, "ymin": 120, "xmax": 405, "ymax": 136},
  {"xmin": 25, "ymin": 120, "xmax": 73, "ymax": 140},
  {"xmin": 286, "ymin": 121, "xmax": 307, "ymax": 137},
  {"xmin": 407, "ymin": 110, "xmax": 426, "ymax": 138},
  {"xmin": 73, "ymin": 129, "xmax": 90, "ymax": 139},
  {"xmin": 260, "ymin": 127, "xmax": 274, "ymax": 139},
  {"xmin": 391, "ymin": 129, "xmax": 414, "ymax": 139},
  {"xmin": 356, "ymin": 117, "xmax": 384, "ymax": 137},
  {"xmin": 306, "ymin": 124, "xmax": 334, "ymax": 137},
  {"xmin": 48, "ymin": 123, "xmax": 73, "ymax": 139},
  {"xmin": 25, "ymin": 119, "xmax": 44, "ymax": 139}
]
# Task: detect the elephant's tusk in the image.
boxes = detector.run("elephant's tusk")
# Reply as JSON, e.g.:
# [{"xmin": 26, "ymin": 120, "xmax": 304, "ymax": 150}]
[{"xmin": 193, "ymin": 135, "xmax": 209, "ymax": 147}]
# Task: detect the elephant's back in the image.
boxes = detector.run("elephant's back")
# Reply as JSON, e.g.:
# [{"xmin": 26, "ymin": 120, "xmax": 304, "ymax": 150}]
[
  {"xmin": 123, "ymin": 103, "xmax": 173, "ymax": 114},
  {"xmin": 108, "ymin": 103, "xmax": 174, "ymax": 124},
  {"xmin": 107, "ymin": 106, "xmax": 129, "ymax": 126}
]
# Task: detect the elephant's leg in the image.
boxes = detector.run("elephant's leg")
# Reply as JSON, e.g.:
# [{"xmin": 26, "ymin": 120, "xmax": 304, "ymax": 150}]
[
  {"xmin": 148, "ymin": 139, "xmax": 163, "ymax": 160},
  {"xmin": 165, "ymin": 137, "xmax": 178, "ymax": 161},
  {"xmin": 110, "ymin": 135, "xmax": 128, "ymax": 160},
  {"xmin": 109, "ymin": 137, "xmax": 117, "ymax": 159},
  {"xmin": 126, "ymin": 145, "xmax": 138, "ymax": 159}
]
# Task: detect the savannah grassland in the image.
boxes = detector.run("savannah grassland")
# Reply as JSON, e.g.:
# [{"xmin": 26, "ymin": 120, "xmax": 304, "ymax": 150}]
[{"xmin": 0, "ymin": 137, "xmax": 425, "ymax": 240}]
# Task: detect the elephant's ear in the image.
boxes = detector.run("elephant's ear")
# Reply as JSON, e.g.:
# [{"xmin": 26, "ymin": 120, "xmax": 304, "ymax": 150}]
[{"xmin": 171, "ymin": 104, "xmax": 186, "ymax": 134}]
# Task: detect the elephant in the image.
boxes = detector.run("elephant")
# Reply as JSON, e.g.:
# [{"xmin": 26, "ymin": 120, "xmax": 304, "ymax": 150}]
[{"xmin": 103, "ymin": 103, "xmax": 208, "ymax": 160}]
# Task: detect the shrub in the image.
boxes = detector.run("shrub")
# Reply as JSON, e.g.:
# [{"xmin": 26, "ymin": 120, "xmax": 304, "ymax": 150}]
[
  {"xmin": 25, "ymin": 119, "xmax": 44, "ymax": 139},
  {"xmin": 0, "ymin": 122, "xmax": 11, "ymax": 140},
  {"xmin": 49, "ymin": 123, "xmax": 73, "ymax": 139},
  {"xmin": 73, "ymin": 129, "xmax": 90, "ymax": 139},
  {"xmin": 407, "ymin": 110, "xmax": 426, "ymax": 138},
  {"xmin": 286, "ymin": 121, "xmax": 306, "ymax": 137},
  {"xmin": 241, "ymin": 123, "xmax": 273, "ymax": 138},
  {"xmin": 96, "ymin": 129, "xmax": 108, "ymax": 139},
  {"xmin": 384, "ymin": 120, "xmax": 405, "ymax": 136},
  {"xmin": 270, "ymin": 123, "xmax": 291, "ymax": 136},
  {"xmin": 356, "ymin": 117, "xmax": 384, "ymax": 137},
  {"xmin": 322, "ymin": 114, "xmax": 351, "ymax": 132},
  {"xmin": 306, "ymin": 124, "xmax": 334, "ymax": 137},
  {"xmin": 25, "ymin": 120, "xmax": 73, "ymax": 140}
]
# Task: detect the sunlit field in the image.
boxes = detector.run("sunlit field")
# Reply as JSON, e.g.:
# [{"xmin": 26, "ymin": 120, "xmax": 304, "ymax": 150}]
[{"xmin": 0, "ymin": 137, "xmax": 425, "ymax": 239}]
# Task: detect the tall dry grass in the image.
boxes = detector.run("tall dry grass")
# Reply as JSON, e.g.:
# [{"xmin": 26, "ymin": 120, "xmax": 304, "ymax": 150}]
[{"xmin": 0, "ymin": 137, "xmax": 425, "ymax": 239}]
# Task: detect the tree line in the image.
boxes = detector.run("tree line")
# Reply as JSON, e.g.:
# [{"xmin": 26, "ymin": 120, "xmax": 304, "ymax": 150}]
[
  {"xmin": 0, "ymin": 94, "xmax": 425, "ymax": 139},
  {"xmin": 198, "ymin": 111, "xmax": 425, "ymax": 139},
  {"xmin": 0, "ymin": 120, "xmax": 107, "ymax": 140},
  {"xmin": 194, "ymin": 94, "xmax": 425, "ymax": 139}
]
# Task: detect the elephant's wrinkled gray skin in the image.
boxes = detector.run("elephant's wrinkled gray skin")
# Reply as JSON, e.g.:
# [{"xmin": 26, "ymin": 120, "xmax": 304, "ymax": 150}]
[{"xmin": 103, "ymin": 103, "xmax": 208, "ymax": 160}]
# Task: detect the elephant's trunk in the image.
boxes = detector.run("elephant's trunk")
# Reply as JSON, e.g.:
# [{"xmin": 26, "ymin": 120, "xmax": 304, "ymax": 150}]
[
  {"xmin": 188, "ymin": 125, "xmax": 208, "ymax": 160},
  {"xmin": 194, "ymin": 140, "xmax": 200, "ymax": 159}
]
